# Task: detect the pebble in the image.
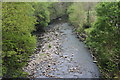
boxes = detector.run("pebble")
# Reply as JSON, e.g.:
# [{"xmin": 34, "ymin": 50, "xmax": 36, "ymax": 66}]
[
  {"xmin": 24, "ymin": 23, "xmax": 63, "ymax": 78},
  {"xmin": 93, "ymin": 61, "xmax": 97, "ymax": 63},
  {"xmin": 24, "ymin": 23, "xmax": 91, "ymax": 78}
]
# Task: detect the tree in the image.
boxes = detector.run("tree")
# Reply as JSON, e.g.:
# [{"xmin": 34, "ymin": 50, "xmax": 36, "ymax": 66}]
[
  {"xmin": 86, "ymin": 2, "xmax": 120, "ymax": 78},
  {"xmin": 33, "ymin": 2, "xmax": 50, "ymax": 31},
  {"xmin": 2, "ymin": 2, "xmax": 36, "ymax": 77},
  {"xmin": 67, "ymin": 2, "xmax": 96, "ymax": 33},
  {"xmin": 49, "ymin": 2, "xmax": 71, "ymax": 20}
]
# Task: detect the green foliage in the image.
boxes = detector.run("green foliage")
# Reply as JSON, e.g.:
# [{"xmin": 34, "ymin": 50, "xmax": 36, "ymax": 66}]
[
  {"xmin": 49, "ymin": 2, "xmax": 71, "ymax": 20},
  {"xmin": 2, "ymin": 2, "xmax": 120, "ymax": 78},
  {"xmin": 67, "ymin": 2, "xmax": 96, "ymax": 33},
  {"xmin": 33, "ymin": 2, "xmax": 50, "ymax": 31},
  {"xmin": 1, "ymin": 2, "xmax": 71, "ymax": 78},
  {"xmin": 0, "ymin": 2, "xmax": 2, "ymax": 77},
  {"xmin": 2, "ymin": 2, "xmax": 36, "ymax": 77},
  {"xmin": 67, "ymin": 3, "xmax": 86, "ymax": 33},
  {"xmin": 67, "ymin": 2, "xmax": 119, "ymax": 78},
  {"xmin": 86, "ymin": 2, "xmax": 120, "ymax": 78}
]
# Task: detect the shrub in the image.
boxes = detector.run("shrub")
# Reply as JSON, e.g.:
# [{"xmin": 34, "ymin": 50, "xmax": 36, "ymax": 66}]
[
  {"xmin": 67, "ymin": 2, "xmax": 97, "ymax": 33},
  {"xmin": 33, "ymin": 3, "xmax": 50, "ymax": 31},
  {"xmin": 67, "ymin": 3, "xmax": 86, "ymax": 33},
  {"xmin": 86, "ymin": 2, "xmax": 120, "ymax": 78},
  {"xmin": 2, "ymin": 2, "xmax": 36, "ymax": 77}
]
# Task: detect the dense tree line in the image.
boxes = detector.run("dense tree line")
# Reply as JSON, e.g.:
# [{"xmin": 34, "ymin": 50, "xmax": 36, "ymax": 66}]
[
  {"xmin": 67, "ymin": 2, "xmax": 119, "ymax": 78},
  {"xmin": 2, "ymin": 2, "xmax": 69, "ymax": 78},
  {"xmin": 2, "ymin": 2, "xmax": 119, "ymax": 78},
  {"xmin": 86, "ymin": 2, "xmax": 120, "ymax": 78},
  {"xmin": 2, "ymin": 2, "xmax": 52, "ymax": 77},
  {"xmin": 67, "ymin": 2, "xmax": 86, "ymax": 33},
  {"xmin": 49, "ymin": 2, "xmax": 71, "ymax": 20},
  {"xmin": 2, "ymin": 2, "xmax": 36, "ymax": 77},
  {"xmin": 33, "ymin": 2, "xmax": 50, "ymax": 31},
  {"xmin": 67, "ymin": 2, "xmax": 97, "ymax": 33}
]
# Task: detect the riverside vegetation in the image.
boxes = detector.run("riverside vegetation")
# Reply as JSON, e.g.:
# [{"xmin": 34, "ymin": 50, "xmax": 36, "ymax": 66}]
[{"xmin": 2, "ymin": 2, "xmax": 120, "ymax": 78}]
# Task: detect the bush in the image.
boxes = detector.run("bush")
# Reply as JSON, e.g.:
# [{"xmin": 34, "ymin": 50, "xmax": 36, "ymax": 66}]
[
  {"xmin": 67, "ymin": 3, "xmax": 86, "ymax": 33},
  {"xmin": 2, "ymin": 2, "xmax": 36, "ymax": 77},
  {"xmin": 49, "ymin": 2, "xmax": 70, "ymax": 20},
  {"xmin": 33, "ymin": 3, "xmax": 50, "ymax": 31},
  {"xmin": 86, "ymin": 2, "xmax": 120, "ymax": 78},
  {"xmin": 67, "ymin": 2, "xmax": 96, "ymax": 33}
]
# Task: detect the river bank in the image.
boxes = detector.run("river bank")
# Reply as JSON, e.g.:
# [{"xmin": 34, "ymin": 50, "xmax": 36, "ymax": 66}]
[{"xmin": 24, "ymin": 21, "xmax": 100, "ymax": 78}]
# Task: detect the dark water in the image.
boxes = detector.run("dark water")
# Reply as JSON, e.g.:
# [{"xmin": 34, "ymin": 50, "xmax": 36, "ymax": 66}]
[{"xmin": 34, "ymin": 22, "xmax": 100, "ymax": 78}]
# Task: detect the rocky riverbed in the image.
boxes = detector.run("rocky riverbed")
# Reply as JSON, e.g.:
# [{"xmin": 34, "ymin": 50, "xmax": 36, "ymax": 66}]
[{"xmin": 24, "ymin": 22, "xmax": 100, "ymax": 78}]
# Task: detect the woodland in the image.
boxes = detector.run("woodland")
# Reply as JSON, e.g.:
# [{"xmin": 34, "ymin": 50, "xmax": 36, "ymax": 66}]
[{"xmin": 2, "ymin": 2, "xmax": 120, "ymax": 78}]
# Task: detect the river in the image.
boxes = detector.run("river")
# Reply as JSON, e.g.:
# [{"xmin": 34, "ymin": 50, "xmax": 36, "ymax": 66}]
[{"xmin": 25, "ymin": 21, "xmax": 100, "ymax": 78}]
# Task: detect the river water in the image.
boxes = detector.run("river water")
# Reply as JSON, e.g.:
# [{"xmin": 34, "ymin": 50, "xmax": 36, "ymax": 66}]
[{"xmin": 30, "ymin": 22, "xmax": 100, "ymax": 78}]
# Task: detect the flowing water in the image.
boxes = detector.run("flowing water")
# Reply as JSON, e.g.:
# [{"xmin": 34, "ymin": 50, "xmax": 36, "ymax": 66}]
[{"xmin": 32, "ymin": 22, "xmax": 100, "ymax": 78}]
